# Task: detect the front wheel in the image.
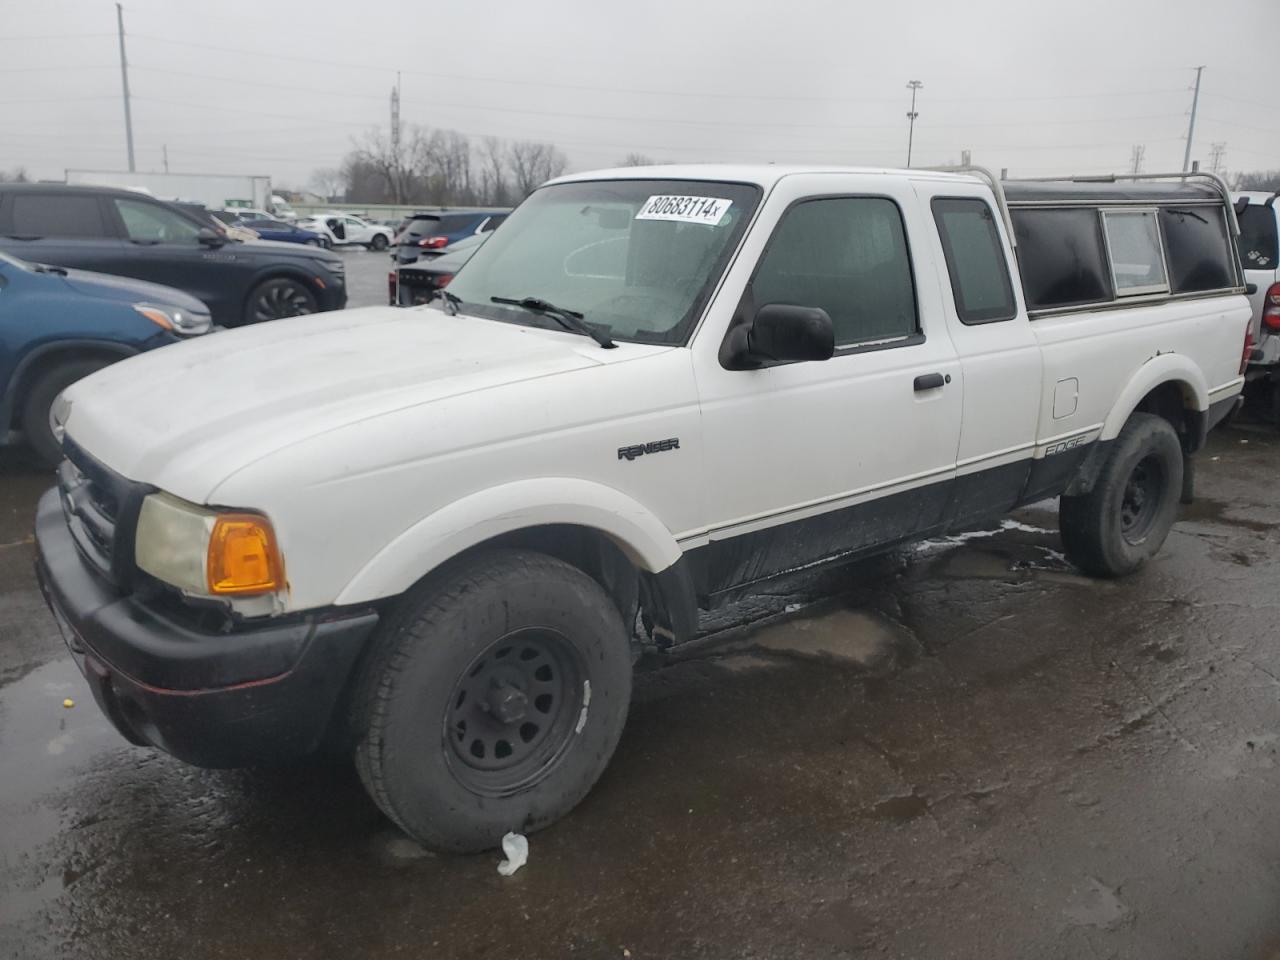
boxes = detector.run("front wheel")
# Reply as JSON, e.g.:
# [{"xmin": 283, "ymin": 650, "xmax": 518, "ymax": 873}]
[
  {"xmin": 353, "ymin": 550, "xmax": 632, "ymax": 852},
  {"xmin": 1059, "ymin": 413, "xmax": 1183, "ymax": 577},
  {"xmin": 244, "ymin": 277, "xmax": 317, "ymax": 324},
  {"xmin": 21, "ymin": 358, "xmax": 112, "ymax": 466}
]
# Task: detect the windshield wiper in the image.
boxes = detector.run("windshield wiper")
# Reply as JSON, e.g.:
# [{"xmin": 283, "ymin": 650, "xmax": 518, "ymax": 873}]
[{"xmin": 490, "ymin": 295, "xmax": 615, "ymax": 349}]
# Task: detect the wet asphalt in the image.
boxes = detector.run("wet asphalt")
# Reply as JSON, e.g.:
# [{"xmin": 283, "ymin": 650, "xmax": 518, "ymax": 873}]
[{"xmin": 3, "ymin": 287, "xmax": 1280, "ymax": 957}]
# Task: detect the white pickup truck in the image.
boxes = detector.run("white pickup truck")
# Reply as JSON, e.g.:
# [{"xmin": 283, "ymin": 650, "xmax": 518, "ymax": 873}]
[{"xmin": 36, "ymin": 165, "xmax": 1250, "ymax": 852}]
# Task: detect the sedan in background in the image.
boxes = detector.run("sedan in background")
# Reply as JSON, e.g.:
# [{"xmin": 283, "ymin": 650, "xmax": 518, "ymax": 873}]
[
  {"xmin": 389, "ymin": 233, "xmax": 488, "ymax": 305},
  {"xmin": 0, "ymin": 250, "xmax": 210, "ymax": 464},
  {"xmin": 237, "ymin": 217, "xmax": 329, "ymax": 247}
]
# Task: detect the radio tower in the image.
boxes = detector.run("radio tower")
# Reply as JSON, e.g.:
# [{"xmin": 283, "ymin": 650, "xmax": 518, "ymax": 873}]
[
  {"xmin": 1208, "ymin": 142, "xmax": 1226, "ymax": 175},
  {"xmin": 1129, "ymin": 144, "xmax": 1145, "ymax": 175},
  {"xmin": 390, "ymin": 72, "xmax": 401, "ymax": 154}
]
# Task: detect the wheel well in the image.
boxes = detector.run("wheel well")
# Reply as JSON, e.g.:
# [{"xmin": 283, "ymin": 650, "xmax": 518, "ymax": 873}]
[
  {"xmin": 1132, "ymin": 380, "xmax": 1201, "ymax": 453},
  {"xmin": 6, "ymin": 345, "xmax": 130, "ymax": 428}
]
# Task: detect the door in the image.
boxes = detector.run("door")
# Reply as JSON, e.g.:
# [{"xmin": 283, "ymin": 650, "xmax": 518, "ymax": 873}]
[
  {"xmin": 104, "ymin": 196, "xmax": 245, "ymax": 323},
  {"xmin": 920, "ymin": 187, "xmax": 1044, "ymax": 514},
  {"xmin": 0, "ymin": 191, "xmax": 126, "ymax": 273},
  {"xmin": 690, "ymin": 176, "xmax": 963, "ymax": 599},
  {"xmin": 343, "ymin": 217, "xmax": 369, "ymax": 244}
]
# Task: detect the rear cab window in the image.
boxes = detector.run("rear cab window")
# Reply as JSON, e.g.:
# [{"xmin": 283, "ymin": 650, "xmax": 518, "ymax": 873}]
[
  {"xmin": 1238, "ymin": 204, "xmax": 1278, "ymax": 270},
  {"xmin": 931, "ymin": 197, "xmax": 1017, "ymax": 324}
]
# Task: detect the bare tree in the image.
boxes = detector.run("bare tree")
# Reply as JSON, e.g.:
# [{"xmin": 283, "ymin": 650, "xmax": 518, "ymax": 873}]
[
  {"xmin": 0, "ymin": 167, "xmax": 29, "ymax": 183},
  {"xmin": 618, "ymin": 152, "xmax": 654, "ymax": 167},
  {"xmin": 351, "ymin": 127, "xmax": 420, "ymax": 204},
  {"xmin": 507, "ymin": 141, "xmax": 568, "ymax": 198},
  {"xmin": 479, "ymin": 136, "xmax": 511, "ymax": 206},
  {"xmin": 309, "ymin": 167, "xmax": 344, "ymax": 201},
  {"xmin": 1234, "ymin": 169, "xmax": 1280, "ymax": 192}
]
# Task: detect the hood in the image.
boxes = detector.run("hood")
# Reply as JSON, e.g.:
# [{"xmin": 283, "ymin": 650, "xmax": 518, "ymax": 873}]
[
  {"xmin": 58, "ymin": 266, "xmax": 210, "ymax": 315},
  {"xmin": 62, "ymin": 305, "xmax": 666, "ymax": 501}
]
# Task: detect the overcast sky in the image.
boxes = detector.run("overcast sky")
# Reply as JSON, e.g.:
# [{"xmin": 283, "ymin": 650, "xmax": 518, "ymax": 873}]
[{"xmin": 3, "ymin": 0, "xmax": 1276, "ymax": 189}]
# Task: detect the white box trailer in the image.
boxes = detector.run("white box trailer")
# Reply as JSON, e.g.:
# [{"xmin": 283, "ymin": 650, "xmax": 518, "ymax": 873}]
[{"xmin": 64, "ymin": 169, "xmax": 272, "ymax": 212}]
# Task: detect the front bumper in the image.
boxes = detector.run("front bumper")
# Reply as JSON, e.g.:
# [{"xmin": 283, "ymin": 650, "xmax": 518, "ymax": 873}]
[{"xmin": 34, "ymin": 487, "xmax": 378, "ymax": 768}]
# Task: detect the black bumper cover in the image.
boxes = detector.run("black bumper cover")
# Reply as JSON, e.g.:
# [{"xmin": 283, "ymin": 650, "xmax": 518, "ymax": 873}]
[{"xmin": 34, "ymin": 488, "xmax": 378, "ymax": 768}]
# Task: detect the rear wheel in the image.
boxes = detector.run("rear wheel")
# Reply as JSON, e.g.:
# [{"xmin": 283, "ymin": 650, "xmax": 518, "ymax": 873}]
[
  {"xmin": 1059, "ymin": 413, "xmax": 1183, "ymax": 577},
  {"xmin": 21, "ymin": 358, "xmax": 112, "ymax": 466},
  {"xmin": 370, "ymin": 233, "xmax": 389, "ymax": 251},
  {"xmin": 353, "ymin": 550, "xmax": 632, "ymax": 852},
  {"xmin": 244, "ymin": 277, "xmax": 317, "ymax": 324}
]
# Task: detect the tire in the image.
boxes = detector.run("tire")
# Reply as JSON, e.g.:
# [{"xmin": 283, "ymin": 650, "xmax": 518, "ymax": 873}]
[
  {"xmin": 370, "ymin": 233, "xmax": 389, "ymax": 251},
  {"xmin": 1059, "ymin": 413, "xmax": 1184, "ymax": 578},
  {"xmin": 244, "ymin": 277, "xmax": 317, "ymax": 324},
  {"xmin": 20, "ymin": 358, "xmax": 112, "ymax": 466},
  {"xmin": 353, "ymin": 549, "xmax": 632, "ymax": 852}
]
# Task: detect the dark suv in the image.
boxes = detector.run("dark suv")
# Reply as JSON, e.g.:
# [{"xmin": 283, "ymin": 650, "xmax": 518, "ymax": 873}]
[{"xmin": 0, "ymin": 184, "xmax": 347, "ymax": 327}]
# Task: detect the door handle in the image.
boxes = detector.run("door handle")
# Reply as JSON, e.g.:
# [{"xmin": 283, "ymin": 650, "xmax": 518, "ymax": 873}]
[{"xmin": 914, "ymin": 372, "xmax": 946, "ymax": 392}]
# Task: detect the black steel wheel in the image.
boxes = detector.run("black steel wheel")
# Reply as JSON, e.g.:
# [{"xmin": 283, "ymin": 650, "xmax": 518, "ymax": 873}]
[
  {"xmin": 445, "ymin": 628, "xmax": 587, "ymax": 797},
  {"xmin": 245, "ymin": 277, "xmax": 317, "ymax": 324},
  {"xmin": 1119, "ymin": 454, "xmax": 1168, "ymax": 543},
  {"xmin": 352, "ymin": 549, "xmax": 633, "ymax": 853},
  {"xmin": 1060, "ymin": 412, "xmax": 1183, "ymax": 577}
]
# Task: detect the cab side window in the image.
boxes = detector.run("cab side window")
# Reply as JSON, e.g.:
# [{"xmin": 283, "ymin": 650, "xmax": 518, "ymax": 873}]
[
  {"xmin": 931, "ymin": 197, "xmax": 1017, "ymax": 323},
  {"xmin": 114, "ymin": 199, "xmax": 201, "ymax": 243},
  {"xmin": 752, "ymin": 197, "xmax": 918, "ymax": 348}
]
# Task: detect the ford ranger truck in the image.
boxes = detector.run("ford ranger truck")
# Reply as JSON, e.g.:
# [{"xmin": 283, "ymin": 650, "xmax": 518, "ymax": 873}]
[{"xmin": 35, "ymin": 165, "xmax": 1250, "ymax": 852}]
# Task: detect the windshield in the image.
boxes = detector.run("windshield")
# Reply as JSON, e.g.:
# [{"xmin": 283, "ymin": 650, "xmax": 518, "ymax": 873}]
[
  {"xmin": 443, "ymin": 179, "xmax": 760, "ymax": 346},
  {"xmin": 1238, "ymin": 204, "xmax": 1278, "ymax": 271}
]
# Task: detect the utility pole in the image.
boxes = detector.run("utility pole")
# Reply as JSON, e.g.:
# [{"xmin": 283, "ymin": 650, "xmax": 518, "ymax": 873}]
[
  {"xmin": 115, "ymin": 3, "xmax": 135, "ymax": 172},
  {"xmin": 1208, "ymin": 141, "xmax": 1226, "ymax": 175},
  {"xmin": 1129, "ymin": 144, "xmax": 1145, "ymax": 175},
  {"xmin": 162, "ymin": 144, "xmax": 169, "ymax": 174},
  {"xmin": 905, "ymin": 80, "xmax": 923, "ymax": 168},
  {"xmin": 1182, "ymin": 65, "xmax": 1204, "ymax": 173}
]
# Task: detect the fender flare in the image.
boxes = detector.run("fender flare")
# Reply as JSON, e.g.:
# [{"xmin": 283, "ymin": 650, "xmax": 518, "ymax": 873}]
[
  {"xmin": 334, "ymin": 477, "xmax": 685, "ymax": 607},
  {"xmin": 1100, "ymin": 354, "xmax": 1208, "ymax": 442},
  {"xmin": 2, "ymin": 339, "xmax": 139, "ymax": 431}
]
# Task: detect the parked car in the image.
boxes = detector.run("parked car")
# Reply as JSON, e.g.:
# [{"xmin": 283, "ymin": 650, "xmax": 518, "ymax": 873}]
[
  {"xmin": 295, "ymin": 212, "xmax": 393, "ymax": 250},
  {"xmin": 237, "ymin": 217, "xmax": 329, "ymax": 248},
  {"xmin": 0, "ymin": 184, "xmax": 347, "ymax": 327},
  {"xmin": 0, "ymin": 250, "xmax": 209, "ymax": 464},
  {"xmin": 175, "ymin": 202, "xmax": 259, "ymax": 242},
  {"xmin": 392, "ymin": 210, "xmax": 508, "ymax": 265},
  {"xmin": 36, "ymin": 165, "xmax": 1249, "ymax": 854},
  {"xmin": 388, "ymin": 233, "xmax": 488, "ymax": 305},
  {"xmin": 1234, "ymin": 191, "xmax": 1280, "ymax": 420}
]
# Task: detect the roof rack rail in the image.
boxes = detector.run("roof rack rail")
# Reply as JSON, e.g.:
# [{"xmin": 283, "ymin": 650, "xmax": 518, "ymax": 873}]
[
  {"xmin": 922, "ymin": 165, "xmax": 1017, "ymax": 247},
  {"xmin": 1002, "ymin": 170, "xmax": 1241, "ymax": 237}
]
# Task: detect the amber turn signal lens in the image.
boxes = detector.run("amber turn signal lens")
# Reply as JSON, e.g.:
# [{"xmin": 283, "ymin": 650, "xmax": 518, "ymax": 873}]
[
  {"xmin": 206, "ymin": 513, "xmax": 284, "ymax": 595},
  {"xmin": 135, "ymin": 306, "xmax": 174, "ymax": 330}
]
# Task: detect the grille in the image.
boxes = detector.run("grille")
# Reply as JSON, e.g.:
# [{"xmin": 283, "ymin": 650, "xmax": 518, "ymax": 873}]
[{"xmin": 57, "ymin": 442, "xmax": 146, "ymax": 588}]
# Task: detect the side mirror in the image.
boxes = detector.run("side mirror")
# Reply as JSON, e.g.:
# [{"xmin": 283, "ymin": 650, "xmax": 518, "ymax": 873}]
[
  {"xmin": 743, "ymin": 303, "xmax": 835, "ymax": 364},
  {"xmin": 1245, "ymin": 282, "xmax": 1258, "ymax": 295},
  {"xmin": 197, "ymin": 227, "xmax": 224, "ymax": 247}
]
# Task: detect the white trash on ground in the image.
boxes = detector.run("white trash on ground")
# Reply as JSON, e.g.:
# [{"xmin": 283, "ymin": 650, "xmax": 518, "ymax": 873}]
[{"xmin": 497, "ymin": 832, "xmax": 528, "ymax": 876}]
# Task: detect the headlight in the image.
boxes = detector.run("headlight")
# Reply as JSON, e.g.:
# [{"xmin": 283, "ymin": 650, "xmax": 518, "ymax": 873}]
[
  {"xmin": 135, "ymin": 493, "xmax": 285, "ymax": 597},
  {"xmin": 134, "ymin": 303, "xmax": 212, "ymax": 337}
]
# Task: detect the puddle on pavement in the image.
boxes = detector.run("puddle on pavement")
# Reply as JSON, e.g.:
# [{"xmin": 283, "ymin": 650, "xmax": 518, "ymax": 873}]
[
  {"xmin": 1180, "ymin": 498, "xmax": 1278, "ymax": 534},
  {"xmin": 750, "ymin": 606, "xmax": 913, "ymax": 667},
  {"xmin": 0, "ymin": 658, "xmax": 122, "ymax": 928}
]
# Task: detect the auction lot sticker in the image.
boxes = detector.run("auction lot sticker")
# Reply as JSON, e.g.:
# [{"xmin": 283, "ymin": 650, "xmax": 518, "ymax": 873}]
[{"xmin": 636, "ymin": 195, "xmax": 732, "ymax": 225}]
